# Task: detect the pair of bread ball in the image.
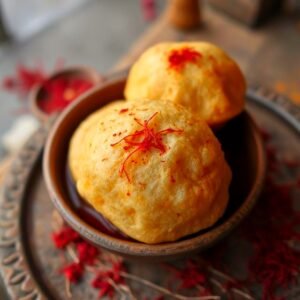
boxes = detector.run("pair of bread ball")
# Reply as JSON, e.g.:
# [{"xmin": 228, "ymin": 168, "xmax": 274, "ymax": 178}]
[{"xmin": 69, "ymin": 42, "xmax": 245, "ymax": 244}]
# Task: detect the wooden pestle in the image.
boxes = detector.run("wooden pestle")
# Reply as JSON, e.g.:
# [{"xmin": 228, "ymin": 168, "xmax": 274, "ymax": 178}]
[{"xmin": 165, "ymin": 0, "xmax": 201, "ymax": 30}]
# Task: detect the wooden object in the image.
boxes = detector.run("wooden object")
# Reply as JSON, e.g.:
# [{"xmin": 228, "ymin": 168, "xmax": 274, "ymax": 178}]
[
  {"xmin": 0, "ymin": 86, "xmax": 299, "ymax": 299},
  {"xmin": 165, "ymin": 0, "xmax": 201, "ymax": 30},
  {"xmin": 208, "ymin": 0, "xmax": 282, "ymax": 27}
]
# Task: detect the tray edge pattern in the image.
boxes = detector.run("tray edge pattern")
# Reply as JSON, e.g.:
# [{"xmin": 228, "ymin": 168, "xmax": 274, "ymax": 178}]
[{"xmin": 0, "ymin": 122, "xmax": 52, "ymax": 300}]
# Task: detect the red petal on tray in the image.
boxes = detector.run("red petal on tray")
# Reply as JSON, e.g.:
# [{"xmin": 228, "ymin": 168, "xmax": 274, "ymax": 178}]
[
  {"xmin": 52, "ymin": 226, "xmax": 80, "ymax": 249},
  {"xmin": 77, "ymin": 242, "xmax": 99, "ymax": 265},
  {"xmin": 62, "ymin": 263, "xmax": 83, "ymax": 283}
]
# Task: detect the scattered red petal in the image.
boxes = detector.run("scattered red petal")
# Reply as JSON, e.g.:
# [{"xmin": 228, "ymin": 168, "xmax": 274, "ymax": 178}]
[
  {"xmin": 17, "ymin": 64, "xmax": 46, "ymax": 92},
  {"xmin": 62, "ymin": 263, "xmax": 83, "ymax": 283},
  {"xmin": 173, "ymin": 260, "xmax": 207, "ymax": 289},
  {"xmin": 92, "ymin": 279, "xmax": 114, "ymax": 298},
  {"xmin": 91, "ymin": 262, "xmax": 125, "ymax": 297},
  {"xmin": 2, "ymin": 64, "xmax": 46, "ymax": 96},
  {"xmin": 52, "ymin": 226, "xmax": 80, "ymax": 249},
  {"xmin": 77, "ymin": 242, "xmax": 99, "ymax": 265},
  {"xmin": 240, "ymin": 128, "xmax": 300, "ymax": 300}
]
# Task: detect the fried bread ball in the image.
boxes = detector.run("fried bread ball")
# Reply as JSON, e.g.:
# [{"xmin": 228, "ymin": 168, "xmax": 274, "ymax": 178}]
[
  {"xmin": 125, "ymin": 42, "xmax": 246, "ymax": 128},
  {"xmin": 69, "ymin": 99, "xmax": 231, "ymax": 243}
]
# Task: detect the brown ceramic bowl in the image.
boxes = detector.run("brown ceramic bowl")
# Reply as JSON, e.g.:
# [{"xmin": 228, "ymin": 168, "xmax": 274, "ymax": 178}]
[
  {"xmin": 30, "ymin": 65, "xmax": 102, "ymax": 122},
  {"xmin": 43, "ymin": 75, "xmax": 266, "ymax": 261}
]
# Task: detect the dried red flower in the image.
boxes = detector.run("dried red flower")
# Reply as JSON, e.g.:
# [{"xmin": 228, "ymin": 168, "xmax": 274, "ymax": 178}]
[
  {"xmin": 76, "ymin": 242, "xmax": 99, "ymax": 265},
  {"xmin": 111, "ymin": 112, "xmax": 182, "ymax": 182},
  {"xmin": 110, "ymin": 261, "xmax": 124, "ymax": 280},
  {"xmin": 2, "ymin": 64, "xmax": 46, "ymax": 96},
  {"xmin": 172, "ymin": 260, "xmax": 208, "ymax": 290},
  {"xmin": 91, "ymin": 262, "xmax": 125, "ymax": 297},
  {"xmin": 240, "ymin": 129, "xmax": 300, "ymax": 300},
  {"xmin": 168, "ymin": 47, "xmax": 202, "ymax": 71},
  {"xmin": 92, "ymin": 279, "xmax": 114, "ymax": 297},
  {"xmin": 52, "ymin": 226, "xmax": 80, "ymax": 249},
  {"xmin": 62, "ymin": 263, "xmax": 83, "ymax": 283}
]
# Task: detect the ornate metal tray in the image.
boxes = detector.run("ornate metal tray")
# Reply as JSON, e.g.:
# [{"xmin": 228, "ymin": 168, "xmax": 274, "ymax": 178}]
[{"xmin": 0, "ymin": 85, "xmax": 299, "ymax": 300}]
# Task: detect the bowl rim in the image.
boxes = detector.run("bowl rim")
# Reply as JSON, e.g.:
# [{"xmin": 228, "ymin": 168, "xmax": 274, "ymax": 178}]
[{"xmin": 43, "ymin": 75, "xmax": 266, "ymax": 258}]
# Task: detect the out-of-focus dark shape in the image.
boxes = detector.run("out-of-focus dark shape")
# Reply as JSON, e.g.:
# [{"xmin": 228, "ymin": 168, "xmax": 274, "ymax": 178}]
[
  {"xmin": 284, "ymin": 0, "xmax": 300, "ymax": 14},
  {"xmin": 208, "ymin": 0, "xmax": 283, "ymax": 27}
]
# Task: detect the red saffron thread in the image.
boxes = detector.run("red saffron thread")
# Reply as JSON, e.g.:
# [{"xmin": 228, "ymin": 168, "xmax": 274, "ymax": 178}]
[
  {"xmin": 168, "ymin": 47, "xmax": 202, "ymax": 71},
  {"xmin": 110, "ymin": 112, "xmax": 182, "ymax": 182},
  {"xmin": 238, "ymin": 128, "xmax": 300, "ymax": 300}
]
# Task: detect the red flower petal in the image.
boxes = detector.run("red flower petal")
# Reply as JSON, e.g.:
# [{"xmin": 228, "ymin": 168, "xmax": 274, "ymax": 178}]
[
  {"xmin": 173, "ymin": 260, "xmax": 207, "ymax": 289},
  {"xmin": 62, "ymin": 263, "xmax": 83, "ymax": 283},
  {"xmin": 2, "ymin": 64, "xmax": 46, "ymax": 96},
  {"xmin": 92, "ymin": 275, "xmax": 115, "ymax": 297},
  {"xmin": 77, "ymin": 242, "xmax": 99, "ymax": 265},
  {"xmin": 52, "ymin": 226, "xmax": 80, "ymax": 249}
]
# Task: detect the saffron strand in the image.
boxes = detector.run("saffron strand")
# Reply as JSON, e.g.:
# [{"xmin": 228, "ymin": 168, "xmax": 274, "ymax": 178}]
[{"xmin": 111, "ymin": 112, "xmax": 182, "ymax": 182}]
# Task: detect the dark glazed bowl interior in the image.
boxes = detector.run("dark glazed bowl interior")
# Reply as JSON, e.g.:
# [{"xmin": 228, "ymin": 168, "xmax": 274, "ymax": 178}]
[{"xmin": 43, "ymin": 75, "xmax": 266, "ymax": 261}]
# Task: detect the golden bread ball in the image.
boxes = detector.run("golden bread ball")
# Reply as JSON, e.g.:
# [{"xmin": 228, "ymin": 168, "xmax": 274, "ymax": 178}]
[
  {"xmin": 69, "ymin": 99, "xmax": 231, "ymax": 243},
  {"xmin": 125, "ymin": 42, "xmax": 246, "ymax": 127}
]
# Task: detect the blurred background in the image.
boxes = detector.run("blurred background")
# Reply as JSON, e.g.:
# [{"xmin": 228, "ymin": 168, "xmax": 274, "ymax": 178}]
[
  {"xmin": 0, "ymin": 0, "xmax": 164, "ymax": 157},
  {"xmin": 0, "ymin": 0, "xmax": 299, "ymax": 160}
]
